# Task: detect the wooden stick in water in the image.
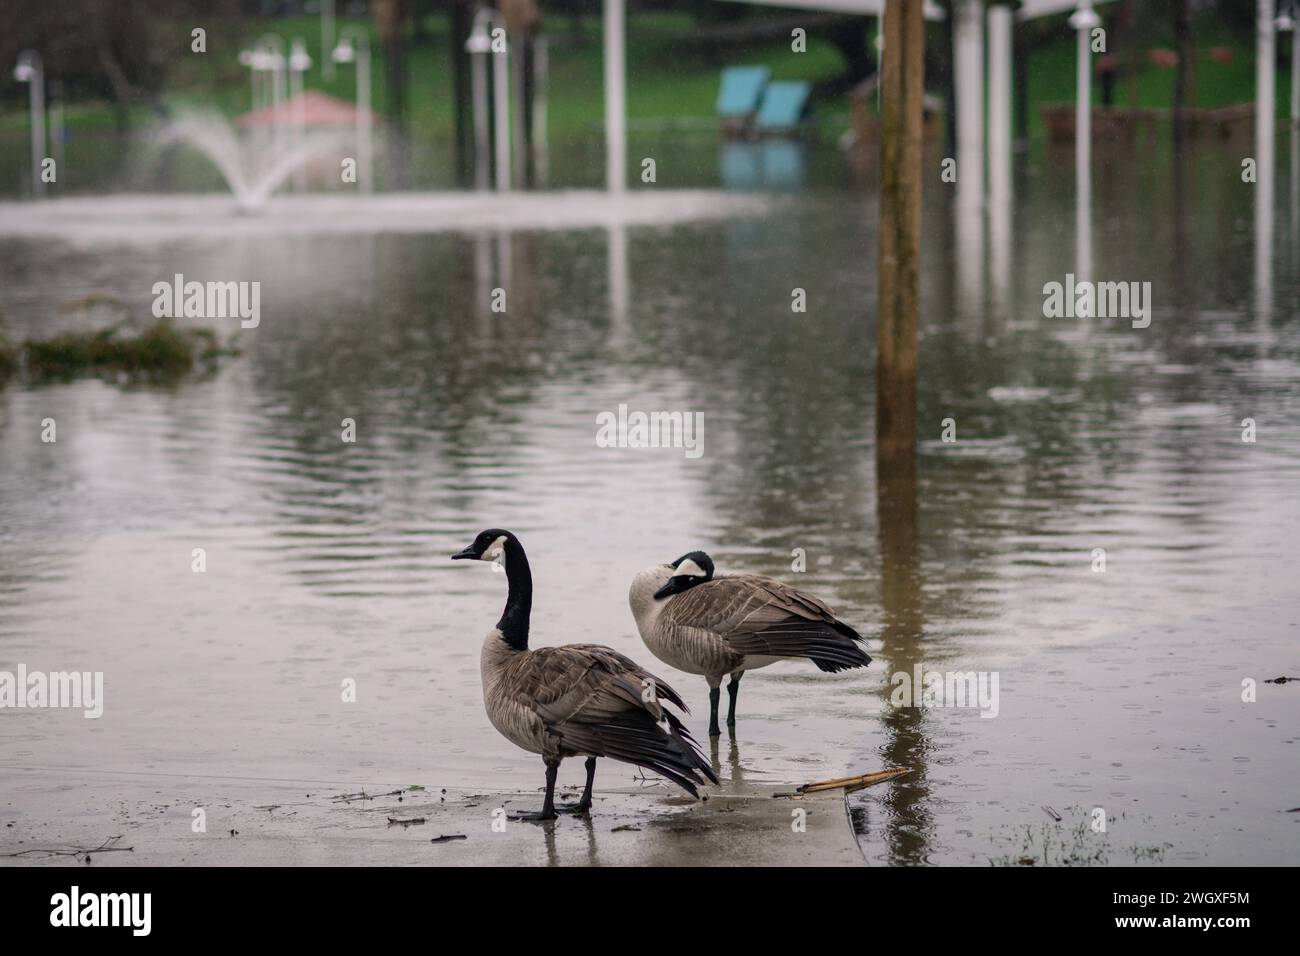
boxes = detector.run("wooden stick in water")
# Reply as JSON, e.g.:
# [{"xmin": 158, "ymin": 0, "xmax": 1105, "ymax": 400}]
[{"xmin": 797, "ymin": 767, "xmax": 911, "ymax": 794}]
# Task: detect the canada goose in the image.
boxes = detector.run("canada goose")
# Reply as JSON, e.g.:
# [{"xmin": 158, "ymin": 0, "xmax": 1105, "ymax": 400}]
[
  {"xmin": 451, "ymin": 529, "xmax": 718, "ymax": 820},
  {"xmin": 629, "ymin": 551, "xmax": 872, "ymax": 736}
]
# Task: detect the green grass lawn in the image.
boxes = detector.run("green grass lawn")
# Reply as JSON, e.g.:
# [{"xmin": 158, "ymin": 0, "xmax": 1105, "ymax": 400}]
[{"xmin": 1028, "ymin": 20, "xmax": 1263, "ymax": 112}]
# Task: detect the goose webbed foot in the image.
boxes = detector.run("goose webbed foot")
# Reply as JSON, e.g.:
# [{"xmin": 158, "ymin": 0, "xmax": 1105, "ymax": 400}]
[
  {"xmin": 509, "ymin": 809, "xmax": 558, "ymax": 823},
  {"xmin": 553, "ymin": 800, "xmax": 592, "ymax": 815},
  {"xmin": 510, "ymin": 757, "xmax": 563, "ymax": 822}
]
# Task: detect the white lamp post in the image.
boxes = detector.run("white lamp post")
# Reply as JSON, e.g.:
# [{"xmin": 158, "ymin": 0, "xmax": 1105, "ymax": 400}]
[
  {"xmin": 466, "ymin": 9, "xmax": 511, "ymax": 192},
  {"xmin": 238, "ymin": 49, "xmax": 264, "ymax": 112},
  {"xmin": 289, "ymin": 38, "xmax": 312, "ymax": 191},
  {"xmin": 1279, "ymin": 3, "xmax": 1300, "ymax": 253},
  {"xmin": 1069, "ymin": 1, "xmax": 1100, "ymax": 179},
  {"xmin": 953, "ymin": 0, "xmax": 984, "ymax": 210},
  {"xmin": 1276, "ymin": 3, "xmax": 1298, "ymax": 127},
  {"xmin": 1257, "ymin": 0, "xmax": 1277, "ymax": 319},
  {"xmin": 333, "ymin": 27, "xmax": 374, "ymax": 194},
  {"xmin": 1070, "ymin": 2, "xmax": 1100, "ymax": 283},
  {"xmin": 604, "ymin": 0, "xmax": 626, "ymax": 194},
  {"xmin": 50, "ymin": 79, "xmax": 65, "ymax": 188},
  {"xmin": 257, "ymin": 35, "xmax": 288, "ymax": 158},
  {"xmin": 321, "ymin": 0, "xmax": 336, "ymax": 81},
  {"xmin": 987, "ymin": 3, "xmax": 1013, "ymax": 208},
  {"xmin": 14, "ymin": 50, "xmax": 46, "ymax": 197},
  {"xmin": 533, "ymin": 35, "xmax": 550, "ymax": 187}
]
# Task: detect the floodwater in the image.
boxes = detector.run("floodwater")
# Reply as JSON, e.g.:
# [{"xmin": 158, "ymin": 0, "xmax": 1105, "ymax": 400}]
[{"xmin": 1, "ymin": 134, "xmax": 1298, "ymax": 866}]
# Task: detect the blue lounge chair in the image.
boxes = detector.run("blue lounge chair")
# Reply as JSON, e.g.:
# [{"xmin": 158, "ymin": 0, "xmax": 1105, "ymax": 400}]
[
  {"xmin": 717, "ymin": 66, "xmax": 771, "ymax": 129},
  {"xmin": 755, "ymin": 81, "xmax": 812, "ymax": 135}
]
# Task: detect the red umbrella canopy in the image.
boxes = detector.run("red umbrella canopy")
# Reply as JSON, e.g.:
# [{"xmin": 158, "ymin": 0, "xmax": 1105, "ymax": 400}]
[{"xmin": 235, "ymin": 90, "xmax": 382, "ymax": 128}]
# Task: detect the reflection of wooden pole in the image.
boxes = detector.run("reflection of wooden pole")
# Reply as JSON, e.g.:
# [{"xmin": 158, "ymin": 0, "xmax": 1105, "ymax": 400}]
[{"xmin": 876, "ymin": 0, "xmax": 924, "ymax": 475}]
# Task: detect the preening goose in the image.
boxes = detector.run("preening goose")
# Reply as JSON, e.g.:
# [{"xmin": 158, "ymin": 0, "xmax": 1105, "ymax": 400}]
[
  {"xmin": 629, "ymin": 551, "xmax": 872, "ymax": 736},
  {"xmin": 451, "ymin": 529, "xmax": 717, "ymax": 820}
]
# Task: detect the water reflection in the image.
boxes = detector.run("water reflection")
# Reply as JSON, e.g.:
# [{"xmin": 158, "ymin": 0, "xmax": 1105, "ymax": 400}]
[
  {"xmin": 607, "ymin": 222, "xmax": 629, "ymax": 345},
  {"xmin": 720, "ymin": 140, "xmax": 807, "ymax": 191},
  {"xmin": 988, "ymin": 187, "xmax": 1011, "ymax": 323},
  {"xmin": 708, "ymin": 734, "xmax": 747, "ymax": 787},
  {"xmin": 1076, "ymin": 130, "xmax": 1092, "ymax": 283},
  {"xmin": 869, "ymin": 461, "xmax": 930, "ymax": 866},
  {"xmin": 1255, "ymin": 144, "xmax": 1274, "ymax": 322},
  {"xmin": 954, "ymin": 201, "xmax": 984, "ymax": 320},
  {"xmin": 1292, "ymin": 128, "xmax": 1299, "ymax": 259}
]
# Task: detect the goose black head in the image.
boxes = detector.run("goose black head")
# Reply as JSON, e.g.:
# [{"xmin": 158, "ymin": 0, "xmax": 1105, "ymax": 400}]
[
  {"xmin": 654, "ymin": 550, "xmax": 714, "ymax": 599},
  {"xmin": 452, "ymin": 528, "xmax": 512, "ymax": 563}
]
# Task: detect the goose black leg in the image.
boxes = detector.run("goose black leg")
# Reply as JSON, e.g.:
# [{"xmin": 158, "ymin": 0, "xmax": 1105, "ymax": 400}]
[
  {"xmin": 708, "ymin": 687, "xmax": 722, "ymax": 737},
  {"xmin": 556, "ymin": 756, "xmax": 596, "ymax": 814},
  {"xmin": 726, "ymin": 673, "xmax": 742, "ymax": 730},
  {"xmin": 511, "ymin": 758, "xmax": 560, "ymax": 822}
]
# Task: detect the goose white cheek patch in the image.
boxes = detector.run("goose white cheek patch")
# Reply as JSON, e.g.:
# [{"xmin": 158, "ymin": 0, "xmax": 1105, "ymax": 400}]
[
  {"xmin": 675, "ymin": 559, "xmax": 706, "ymax": 578},
  {"xmin": 483, "ymin": 535, "xmax": 508, "ymax": 562}
]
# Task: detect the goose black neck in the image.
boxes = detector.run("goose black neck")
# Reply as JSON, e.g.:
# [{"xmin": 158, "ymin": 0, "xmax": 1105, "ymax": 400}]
[{"xmin": 496, "ymin": 536, "xmax": 532, "ymax": 651}]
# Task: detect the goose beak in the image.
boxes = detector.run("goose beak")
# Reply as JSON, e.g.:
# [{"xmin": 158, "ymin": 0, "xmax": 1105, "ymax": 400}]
[
  {"xmin": 451, "ymin": 546, "xmax": 478, "ymax": 560},
  {"xmin": 654, "ymin": 577, "xmax": 687, "ymax": 599}
]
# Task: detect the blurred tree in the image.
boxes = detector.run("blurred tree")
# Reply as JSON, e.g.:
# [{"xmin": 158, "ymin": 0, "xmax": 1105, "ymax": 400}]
[{"xmin": 0, "ymin": 0, "xmax": 242, "ymax": 127}]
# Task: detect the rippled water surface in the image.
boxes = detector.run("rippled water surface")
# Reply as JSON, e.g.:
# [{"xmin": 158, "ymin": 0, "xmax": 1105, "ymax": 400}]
[{"xmin": 1, "ymin": 140, "xmax": 1298, "ymax": 865}]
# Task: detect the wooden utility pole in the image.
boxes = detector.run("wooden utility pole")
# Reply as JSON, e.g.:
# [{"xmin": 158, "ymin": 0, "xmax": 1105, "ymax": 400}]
[
  {"xmin": 876, "ymin": 0, "xmax": 925, "ymax": 476},
  {"xmin": 451, "ymin": 0, "xmax": 473, "ymax": 187}
]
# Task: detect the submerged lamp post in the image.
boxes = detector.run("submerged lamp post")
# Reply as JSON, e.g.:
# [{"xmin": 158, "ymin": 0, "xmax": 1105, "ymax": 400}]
[
  {"xmin": 333, "ymin": 27, "xmax": 373, "ymax": 194},
  {"xmin": 466, "ymin": 8, "xmax": 511, "ymax": 192},
  {"xmin": 14, "ymin": 50, "xmax": 46, "ymax": 197}
]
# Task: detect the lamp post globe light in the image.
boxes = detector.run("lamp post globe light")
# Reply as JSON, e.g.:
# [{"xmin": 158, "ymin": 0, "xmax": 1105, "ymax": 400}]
[
  {"xmin": 14, "ymin": 50, "xmax": 46, "ymax": 197},
  {"xmin": 333, "ymin": 27, "xmax": 373, "ymax": 194}
]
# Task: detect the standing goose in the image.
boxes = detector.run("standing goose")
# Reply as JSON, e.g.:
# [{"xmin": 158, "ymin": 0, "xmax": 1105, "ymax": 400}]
[
  {"xmin": 451, "ymin": 529, "xmax": 717, "ymax": 820},
  {"xmin": 629, "ymin": 551, "xmax": 872, "ymax": 736}
]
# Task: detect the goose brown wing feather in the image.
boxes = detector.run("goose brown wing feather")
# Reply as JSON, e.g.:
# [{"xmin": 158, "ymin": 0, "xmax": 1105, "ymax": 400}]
[
  {"xmin": 663, "ymin": 575, "xmax": 871, "ymax": 671},
  {"xmin": 508, "ymin": 645, "xmax": 717, "ymax": 791}
]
